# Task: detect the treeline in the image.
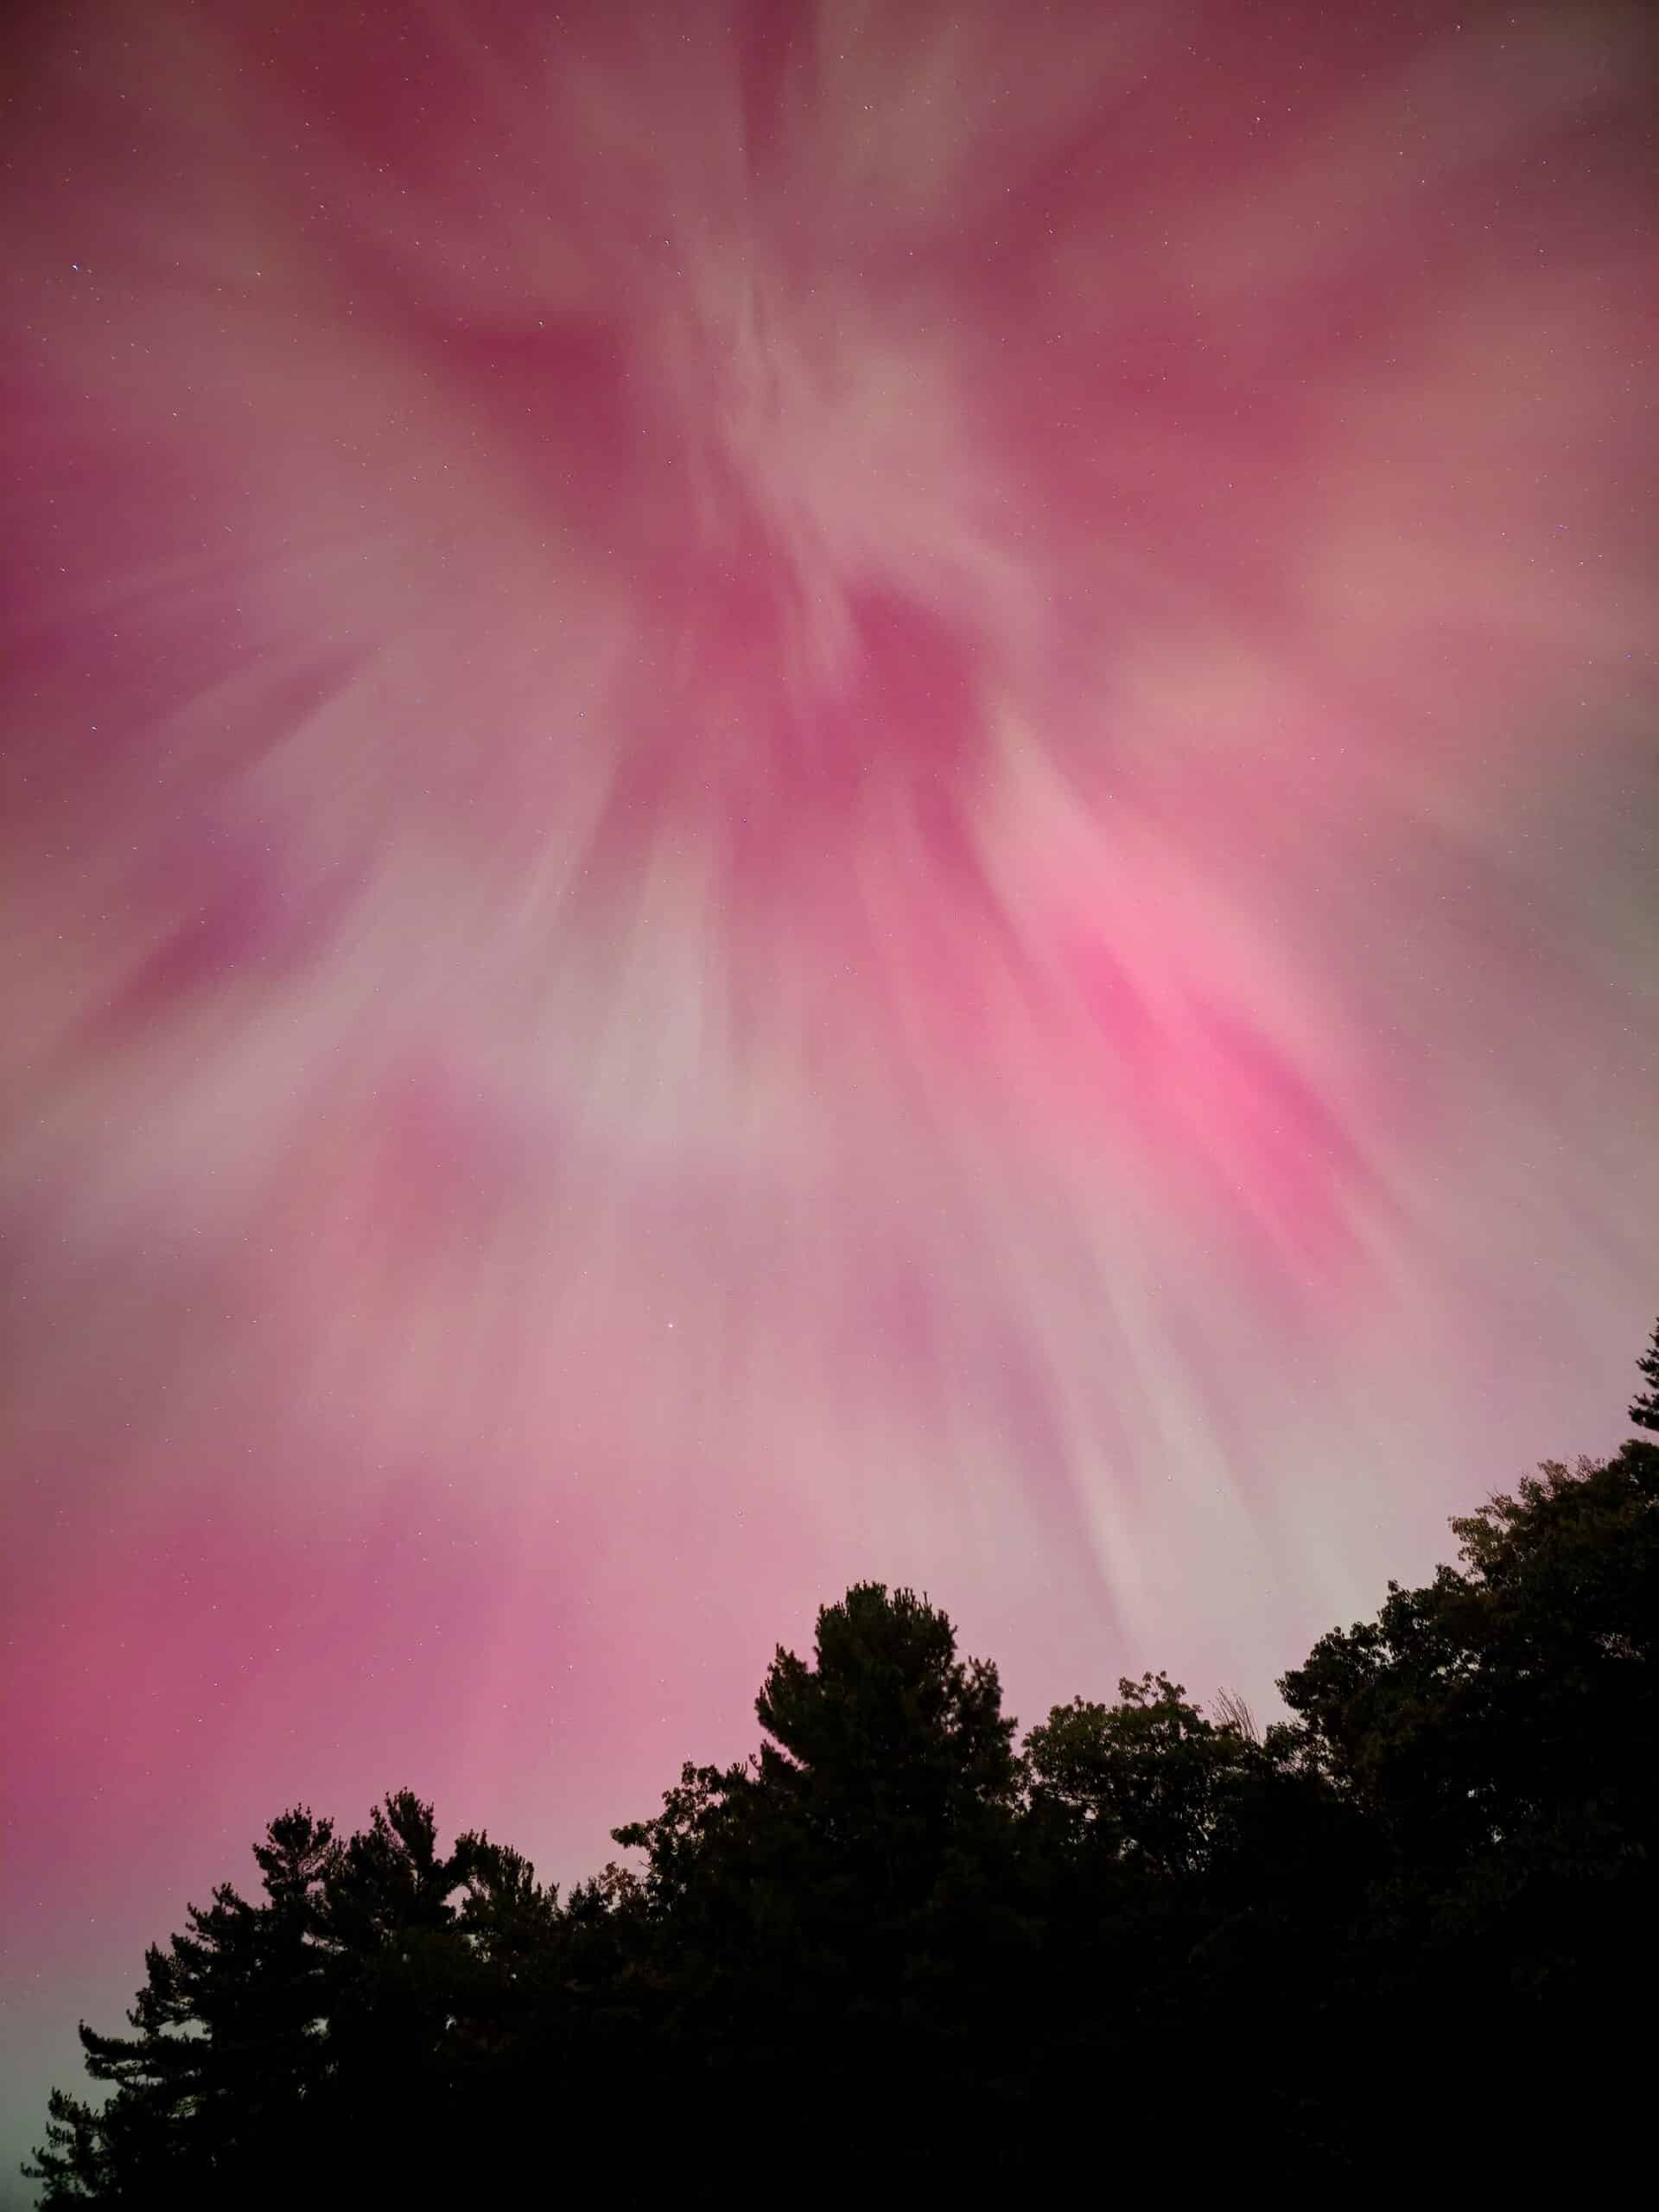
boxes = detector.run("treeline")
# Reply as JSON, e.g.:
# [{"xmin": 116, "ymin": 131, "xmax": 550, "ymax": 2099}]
[{"xmin": 29, "ymin": 1325, "xmax": 1659, "ymax": 2203}]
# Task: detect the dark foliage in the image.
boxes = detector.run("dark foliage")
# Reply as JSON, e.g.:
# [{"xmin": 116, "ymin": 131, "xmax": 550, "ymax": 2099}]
[
  {"xmin": 1632, "ymin": 1313, "xmax": 1659, "ymax": 1433},
  {"xmin": 29, "ymin": 1325, "xmax": 1659, "ymax": 2204}
]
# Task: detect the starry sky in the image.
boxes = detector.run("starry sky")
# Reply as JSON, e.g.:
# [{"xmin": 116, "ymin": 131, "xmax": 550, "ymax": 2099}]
[{"xmin": 2, "ymin": 0, "xmax": 1656, "ymax": 2188}]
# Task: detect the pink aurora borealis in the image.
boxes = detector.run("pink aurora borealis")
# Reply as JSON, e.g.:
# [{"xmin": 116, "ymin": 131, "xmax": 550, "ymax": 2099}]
[{"xmin": 2, "ymin": 0, "xmax": 1656, "ymax": 2181}]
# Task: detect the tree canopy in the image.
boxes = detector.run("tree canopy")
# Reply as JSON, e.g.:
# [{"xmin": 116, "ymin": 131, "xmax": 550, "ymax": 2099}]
[{"xmin": 29, "ymin": 1323, "xmax": 1659, "ymax": 2203}]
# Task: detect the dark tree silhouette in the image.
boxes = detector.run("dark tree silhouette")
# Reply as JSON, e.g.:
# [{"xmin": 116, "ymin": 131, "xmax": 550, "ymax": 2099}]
[
  {"xmin": 23, "ymin": 1797, "xmax": 575, "ymax": 2203},
  {"xmin": 1631, "ymin": 1313, "xmax": 1659, "ymax": 1432},
  {"xmin": 607, "ymin": 1583, "xmax": 1029, "ymax": 2186},
  {"xmin": 25, "ymin": 1808, "xmax": 335, "ymax": 2205},
  {"xmin": 29, "ymin": 1320, "xmax": 1659, "ymax": 2203},
  {"xmin": 1025, "ymin": 1669, "xmax": 1255, "ymax": 1874},
  {"xmin": 1275, "ymin": 1436, "xmax": 1659, "ymax": 2167}
]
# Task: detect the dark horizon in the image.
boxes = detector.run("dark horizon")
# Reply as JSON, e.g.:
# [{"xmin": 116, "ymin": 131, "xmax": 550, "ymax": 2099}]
[{"xmin": 28, "ymin": 1347, "xmax": 1659, "ymax": 2196}]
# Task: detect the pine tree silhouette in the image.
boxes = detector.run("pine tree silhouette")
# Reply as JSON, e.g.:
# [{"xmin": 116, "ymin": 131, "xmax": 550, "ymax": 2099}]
[{"xmin": 1631, "ymin": 1315, "xmax": 1659, "ymax": 1433}]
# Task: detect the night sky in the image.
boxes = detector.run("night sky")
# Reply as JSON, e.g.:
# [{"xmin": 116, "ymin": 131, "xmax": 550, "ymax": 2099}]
[{"xmin": 3, "ymin": 0, "xmax": 1656, "ymax": 2188}]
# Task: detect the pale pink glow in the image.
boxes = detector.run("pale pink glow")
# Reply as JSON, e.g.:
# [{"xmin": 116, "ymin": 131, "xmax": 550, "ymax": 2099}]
[{"xmin": 3, "ymin": 0, "xmax": 1656, "ymax": 2183}]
